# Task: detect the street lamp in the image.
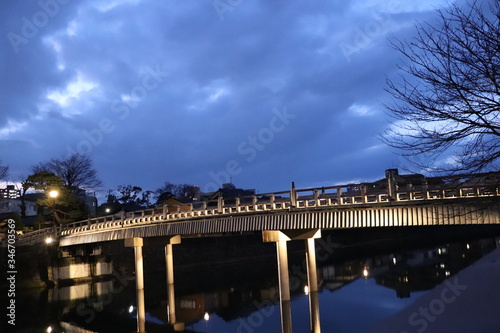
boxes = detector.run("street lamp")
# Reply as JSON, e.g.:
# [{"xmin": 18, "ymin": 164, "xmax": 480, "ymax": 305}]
[{"xmin": 47, "ymin": 190, "xmax": 60, "ymax": 227}]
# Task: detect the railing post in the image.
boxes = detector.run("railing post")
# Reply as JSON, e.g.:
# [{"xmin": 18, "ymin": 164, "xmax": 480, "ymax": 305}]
[
  {"xmin": 337, "ymin": 187, "xmax": 343, "ymax": 204},
  {"xmin": 386, "ymin": 169, "xmax": 397, "ymax": 201},
  {"xmin": 217, "ymin": 193, "xmax": 223, "ymax": 213},
  {"xmin": 270, "ymin": 194, "xmax": 276, "ymax": 209},
  {"xmin": 360, "ymin": 185, "xmax": 367, "ymax": 203},
  {"xmin": 422, "ymin": 179, "xmax": 429, "ymax": 199},
  {"xmin": 290, "ymin": 182, "xmax": 297, "ymax": 208},
  {"xmin": 314, "ymin": 189, "xmax": 320, "ymax": 206}
]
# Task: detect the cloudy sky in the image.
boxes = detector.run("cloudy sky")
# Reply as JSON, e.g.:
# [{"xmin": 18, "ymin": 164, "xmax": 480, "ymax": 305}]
[{"xmin": 1, "ymin": 0, "xmax": 458, "ymax": 197}]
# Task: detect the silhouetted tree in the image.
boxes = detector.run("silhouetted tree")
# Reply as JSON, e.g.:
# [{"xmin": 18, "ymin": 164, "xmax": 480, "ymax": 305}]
[
  {"xmin": 156, "ymin": 182, "xmax": 199, "ymax": 204},
  {"xmin": 0, "ymin": 161, "xmax": 8, "ymax": 180},
  {"xmin": 25, "ymin": 171, "xmax": 87, "ymax": 225},
  {"xmin": 32, "ymin": 153, "xmax": 103, "ymax": 193},
  {"xmin": 115, "ymin": 185, "xmax": 153, "ymax": 209},
  {"xmin": 383, "ymin": 1, "xmax": 500, "ymax": 174}
]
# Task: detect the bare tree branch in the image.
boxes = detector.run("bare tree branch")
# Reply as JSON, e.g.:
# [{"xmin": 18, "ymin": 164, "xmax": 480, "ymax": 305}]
[
  {"xmin": 31, "ymin": 154, "xmax": 103, "ymax": 192},
  {"xmin": 383, "ymin": 0, "xmax": 500, "ymax": 175},
  {"xmin": 0, "ymin": 161, "xmax": 8, "ymax": 180}
]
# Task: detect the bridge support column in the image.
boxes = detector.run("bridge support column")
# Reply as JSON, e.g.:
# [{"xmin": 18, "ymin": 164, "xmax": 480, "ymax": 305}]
[
  {"xmin": 263, "ymin": 232, "xmax": 292, "ymax": 333},
  {"xmin": 125, "ymin": 237, "xmax": 146, "ymax": 333},
  {"xmin": 164, "ymin": 236, "xmax": 183, "ymax": 331},
  {"xmin": 277, "ymin": 239, "xmax": 292, "ymax": 333},
  {"xmin": 263, "ymin": 229, "xmax": 322, "ymax": 333},
  {"xmin": 306, "ymin": 237, "xmax": 321, "ymax": 333},
  {"xmin": 142, "ymin": 236, "xmax": 184, "ymax": 331}
]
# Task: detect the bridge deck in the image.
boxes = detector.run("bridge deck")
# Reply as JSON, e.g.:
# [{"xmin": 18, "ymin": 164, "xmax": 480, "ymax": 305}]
[{"xmin": 13, "ymin": 177, "xmax": 500, "ymax": 247}]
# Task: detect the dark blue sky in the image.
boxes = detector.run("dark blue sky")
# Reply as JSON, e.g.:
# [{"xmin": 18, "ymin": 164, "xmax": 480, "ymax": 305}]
[{"xmin": 1, "ymin": 0, "xmax": 457, "ymax": 196}]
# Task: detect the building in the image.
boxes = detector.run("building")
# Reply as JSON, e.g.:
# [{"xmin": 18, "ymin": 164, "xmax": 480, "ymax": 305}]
[
  {"xmin": 0, "ymin": 185, "xmax": 20, "ymax": 199},
  {"xmin": 200, "ymin": 183, "xmax": 256, "ymax": 204},
  {"xmin": 0, "ymin": 186, "xmax": 38, "ymax": 217}
]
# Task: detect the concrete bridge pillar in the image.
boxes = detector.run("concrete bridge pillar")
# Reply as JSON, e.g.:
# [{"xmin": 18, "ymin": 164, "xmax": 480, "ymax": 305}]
[
  {"xmin": 124, "ymin": 237, "xmax": 146, "ymax": 333},
  {"xmin": 163, "ymin": 236, "xmax": 183, "ymax": 331},
  {"xmin": 141, "ymin": 236, "xmax": 184, "ymax": 331},
  {"xmin": 263, "ymin": 229, "xmax": 322, "ymax": 333},
  {"xmin": 306, "ymin": 237, "xmax": 321, "ymax": 333}
]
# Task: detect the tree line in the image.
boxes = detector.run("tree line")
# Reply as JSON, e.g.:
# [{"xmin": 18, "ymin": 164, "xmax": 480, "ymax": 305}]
[{"xmin": 0, "ymin": 154, "xmax": 198, "ymax": 227}]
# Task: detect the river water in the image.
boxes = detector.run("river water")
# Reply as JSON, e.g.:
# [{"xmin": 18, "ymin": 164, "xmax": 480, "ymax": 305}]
[{"xmin": 7, "ymin": 229, "xmax": 500, "ymax": 333}]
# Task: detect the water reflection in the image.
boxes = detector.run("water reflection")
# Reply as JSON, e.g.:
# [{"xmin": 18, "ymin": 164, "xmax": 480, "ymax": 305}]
[{"xmin": 14, "ymin": 236, "xmax": 499, "ymax": 333}]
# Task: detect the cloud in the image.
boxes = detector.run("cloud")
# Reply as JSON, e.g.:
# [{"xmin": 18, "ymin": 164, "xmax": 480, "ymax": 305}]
[{"xmin": 0, "ymin": 0, "xmax": 454, "ymax": 196}]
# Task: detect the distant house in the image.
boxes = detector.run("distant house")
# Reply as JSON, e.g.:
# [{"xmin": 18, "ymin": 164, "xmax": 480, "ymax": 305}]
[
  {"xmin": 0, "ymin": 186, "xmax": 39, "ymax": 228},
  {"xmin": 163, "ymin": 198, "xmax": 193, "ymax": 213},
  {"xmin": 200, "ymin": 183, "xmax": 256, "ymax": 205},
  {"xmin": 353, "ymin": 169, "xmax": 500, "ymax": 200},
  {"xmin": 371, "ymin": 169, "xmax": 445, "ymax": 192}
]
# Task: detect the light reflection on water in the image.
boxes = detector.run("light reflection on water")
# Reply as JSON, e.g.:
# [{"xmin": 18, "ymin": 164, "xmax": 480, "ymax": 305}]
[{"xmin": 10, "ymin": 235, "xmax": 499, "ymax": 333}]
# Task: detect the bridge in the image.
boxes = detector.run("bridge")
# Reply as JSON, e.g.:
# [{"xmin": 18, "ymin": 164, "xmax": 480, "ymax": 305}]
[
  {"xmin": 16, "ymin": 169, "xmax": 500, "ymax": 247},
  {"xmin": 11, "ymin": 169, "xmax": 500, "ymax": 333}
]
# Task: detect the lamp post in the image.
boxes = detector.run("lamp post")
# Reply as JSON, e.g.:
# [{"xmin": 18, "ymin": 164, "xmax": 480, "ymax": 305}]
[{"xmin": 48, "ymin": 190, "xmax": 59, "ymax": 227}]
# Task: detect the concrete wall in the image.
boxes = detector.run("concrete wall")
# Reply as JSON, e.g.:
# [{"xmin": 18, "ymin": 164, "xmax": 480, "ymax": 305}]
[{"xmin": 53, "ymin": 253, "xmax": 112, "ymax": 283}]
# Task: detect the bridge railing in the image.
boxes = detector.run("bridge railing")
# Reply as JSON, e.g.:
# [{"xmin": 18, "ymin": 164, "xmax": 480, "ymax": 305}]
[
  {"xmin": 12, "ymin": 227, "xmax": 56, "ymax": 247},
  {"xmin": 49, "ymin": 180, "xmax": 500, "ymax": 239}
]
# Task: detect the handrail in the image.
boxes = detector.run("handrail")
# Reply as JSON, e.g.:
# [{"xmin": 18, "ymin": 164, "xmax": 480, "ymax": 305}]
[{"xmin": 20, "ymin": 178, "xmax": 500, "ymax": 243}]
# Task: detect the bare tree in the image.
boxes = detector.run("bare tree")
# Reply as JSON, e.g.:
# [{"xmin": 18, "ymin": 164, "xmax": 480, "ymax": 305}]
[
  {"xmin": 32, "ymin": 154, "xmax": 103, "ymax": 192},
  {"xmin": 156, "ymin": 182, "xmax": 199, "ymax": 204},
  {"xmin": 0, "ymin": 161, "xmax": 8, "ymax": 180},
  {"xmin": 383, "ymin": 0, "xmax": 500, "ymax": 174}
]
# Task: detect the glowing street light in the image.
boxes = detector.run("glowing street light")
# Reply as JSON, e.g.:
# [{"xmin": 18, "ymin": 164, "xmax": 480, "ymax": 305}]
[
  {"xmin": 45, "ymin": 237, "xmax": 53, "ymax": 244},
  {"xmin": 47, "ymin": 190, "xmax": 60, "ymax": 227}
]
